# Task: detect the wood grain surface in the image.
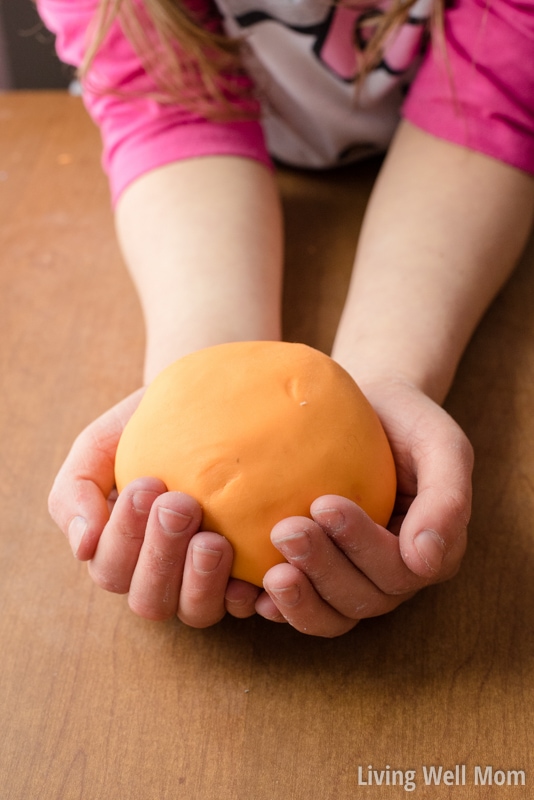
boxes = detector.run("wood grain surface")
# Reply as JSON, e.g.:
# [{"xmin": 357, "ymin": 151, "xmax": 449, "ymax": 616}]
[{"xmin": 1, "ymin": 91, "xmax": 533, "ymax": 800}]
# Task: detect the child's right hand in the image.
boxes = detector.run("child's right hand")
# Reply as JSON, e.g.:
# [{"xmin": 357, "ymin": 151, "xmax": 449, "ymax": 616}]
[{"xmin": 48, "ymin": 391, "xmax": 262, "ymax": 626}]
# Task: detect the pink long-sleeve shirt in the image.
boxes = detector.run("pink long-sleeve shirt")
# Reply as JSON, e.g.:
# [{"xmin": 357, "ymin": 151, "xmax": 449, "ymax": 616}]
[{"xmin": 38, "ymin": 0, "xmax": 534, "ymax": 204}]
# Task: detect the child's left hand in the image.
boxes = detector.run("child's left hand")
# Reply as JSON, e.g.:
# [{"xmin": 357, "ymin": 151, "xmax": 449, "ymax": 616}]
[{"xmin": 257, "ymin": 378, "xmax": 473, "ymax": 636}]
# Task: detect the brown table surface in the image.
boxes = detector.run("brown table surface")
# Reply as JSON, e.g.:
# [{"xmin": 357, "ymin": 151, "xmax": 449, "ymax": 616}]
[{"xmin": 1, "ymin": 91, "xmax": 533, "ymax": 800}]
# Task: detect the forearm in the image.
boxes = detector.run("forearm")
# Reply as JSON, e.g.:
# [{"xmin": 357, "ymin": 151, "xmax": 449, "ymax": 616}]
[
  {"xmin": 115, "ymin": 156, "xmax": 284, "ymax": 383},
  {"xmin": 333, "ymin": 121, "xmax": 534, "ymax": 403}
]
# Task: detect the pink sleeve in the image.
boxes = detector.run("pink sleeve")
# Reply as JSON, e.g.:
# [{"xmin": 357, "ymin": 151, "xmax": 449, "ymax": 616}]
[
  {"xmin": 37, "ymin": 0, "xmax": 271, "ymax": 204},
  {"xmin": 402, "ymin": 0, "xmax": 534, "ymax": 176}
]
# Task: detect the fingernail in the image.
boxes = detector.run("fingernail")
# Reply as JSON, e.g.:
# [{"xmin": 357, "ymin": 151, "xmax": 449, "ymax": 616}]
[
  {"xmin": 132, "ymin": 490, "xmax": 156, "ymax": 514},
  {"xmin": 312, "ymin": 508, "xmax": 345, "ymax": 532},
  {"xmin": 414, "ymin": 529, "xmax": 446, "ymax": 572},
  {"xmin": 68, "ymin": 516, "xmax": 87, "ymax": 556},
  {"xmin": 157, "ymin": 507, "xmax": 192, "ymax": 535},
  {"xmin": 270, "ymin": 584, "xmax": 301, "ymax": 606},
  {"xmin": 192, "ymin": 545, "xmax": 223, "ymax": 573},
  {"xmin": 272, "ymin": 531, "xmax": 310, "ymax": 559}
]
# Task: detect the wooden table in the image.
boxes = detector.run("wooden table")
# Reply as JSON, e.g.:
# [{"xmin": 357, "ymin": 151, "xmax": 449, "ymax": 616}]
[{"xmin": 1, "ymin": 91, "xmax": 533, "ymax": 799}]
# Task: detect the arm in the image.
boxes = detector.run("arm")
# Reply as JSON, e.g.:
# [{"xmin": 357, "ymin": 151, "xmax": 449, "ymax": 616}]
[
  {"xmin": 335, "ymin": 119, "xmax": 534, "ymax": 577},
  {"xmin": 49, "ymin": 155, "xmax": 285, "ymax": 626},
  {"xmin": 255, "ymin": 0, "xmax": 533, "ymax": 633},
  {"xmin": 115, "ymin": 156, "xmax": 283, "ymax": 382},
  {"xmin": 49, "ymin": 124, "xmax": 534, "ymax": 635},
  {"xmin": 42, "ymin": 0, "xmax": 286, "ymax": 625},
  {"xmin": 334, "ymin": 120, "xmax": 534, "ymax": 403},
  {"xmin": 255, "ymin": 121, "xmax": 534, "ymax": 636},
  {"xmin": 44, "ymin": 3, "xmax": 534, "ymax": 637}
]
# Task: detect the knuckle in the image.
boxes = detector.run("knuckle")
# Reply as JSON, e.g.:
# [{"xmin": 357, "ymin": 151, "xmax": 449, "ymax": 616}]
[
  {"xmin": 446, "ymin": 487, "xmax": 472, "ymax": 525},
  {"xmin": 384, "ymin": 577, "xmax": 423, "ymax": 595},
  {"xmin": 144, "ymin": 544, "xmax": 181, "ymax": 579},
  {"xmin": 457, "ymin": 430, "xmax": 475, "ymax": 466},
  {"xmin": 293, "ymin": 618, "xmax": 358, "ymax": 639},
  {"xmin": 177, "ymin": 605, "xmax": 226, "ymax": 629},
  {"xmin": 47, "ymin": 488, "xmax": 62, "ymax": 527},
  {"xmin": 114, "ymin": 521, "xmax": 145, "ymax": 545},
  {"xmin": 88, "ymin": 567, "xmax": 126, "ymax": 594},
  {"xmin": 352, "ymin": 591, "xmax": 411, "ymax": 619},
  {"xmin": 179, "ymin": 581, "xmax": 215, "ymax": 606},
  {"xmin": 305, "ymin": 564, "xmax": 334, "ymax": 587},
  {"xmin": 128, "ymin": 596, "xmax": 175, "ymax": 622}
]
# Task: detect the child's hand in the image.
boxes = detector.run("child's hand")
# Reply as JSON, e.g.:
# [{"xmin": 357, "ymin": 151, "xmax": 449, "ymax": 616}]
[
  {"xmin": 49, "ymin": 379, "xmax": 472, "ymax": 637},
  {"xmin": 48, "ymin": 391, "xmax": 261, "ymax": 626},
  {"xmin": 255, "ymin": 379, "xmax": 474, "ymax": 637}
]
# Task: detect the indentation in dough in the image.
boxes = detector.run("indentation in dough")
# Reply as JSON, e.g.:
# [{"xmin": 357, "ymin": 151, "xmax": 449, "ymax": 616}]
[
  {"xmin": 284, "ymin": 376, "xmax": 300, "ymax": 401},
  {"xmin": 284, "ymin": 376, "xmax": 309, "ymax": 407},
  {"xmin": 197, "ymin": 459, "xmax": 242, "ymax": 498}
]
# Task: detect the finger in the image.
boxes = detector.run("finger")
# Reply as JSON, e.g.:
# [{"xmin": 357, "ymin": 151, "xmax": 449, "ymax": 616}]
[
  {"xmin": 398, "ymin": 423, "xmax": 473, "ymax": 580},
  {"xmin": 177, "ymin": 532, "xmax": 234, "ymax": 628},
  {"xmin": 359, "ymin": 384, "xmax": 473, "ymax": 582},
  {"xmin": 261, "ymin": 563, "xmax": 358, "ymax": 638},
  {"xmin": 48, "ymin": 389, "xmax": 145, "ymax": 560},
  {"xmin": 224, "ymin": 579, "xmax": 261, "ymax": 619},
  {"xmin": 254, "ymin": 592, "xmax": 287, "ymax": 623},
  {"xmin": 311, "ymin": 497, "xmax": 429, "ymax": 596},
  {"xmin": 128, "ymin": 493, "xmax": 203, "ymax": 621},
  {"xmin": 88, "ymin": 477, "xmax": 166, "ymax": 593},
  {"xmin": 271, "ymin": 513, "xmax": 414, "ymax": 619}
]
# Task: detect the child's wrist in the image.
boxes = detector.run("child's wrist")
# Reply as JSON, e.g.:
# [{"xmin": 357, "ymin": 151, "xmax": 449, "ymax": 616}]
[{"xmin": 331, "ymin": 343, "xmax": 455, "ymax": 406}]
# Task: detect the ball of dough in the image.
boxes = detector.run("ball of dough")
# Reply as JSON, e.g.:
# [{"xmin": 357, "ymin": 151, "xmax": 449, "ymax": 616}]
[{"xmin": 115, "ymin": 341, "xmax": 396, "ymax": 587}]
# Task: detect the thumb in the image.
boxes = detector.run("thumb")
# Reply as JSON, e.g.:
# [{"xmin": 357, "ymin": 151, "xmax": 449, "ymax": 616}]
[
  {"xmin": 399, "ymin": 434, "xmax": 473, "ymax": 581},
  {"xmin": 48, "ymin": 389, "xmax": 145, "ymax": 560}
]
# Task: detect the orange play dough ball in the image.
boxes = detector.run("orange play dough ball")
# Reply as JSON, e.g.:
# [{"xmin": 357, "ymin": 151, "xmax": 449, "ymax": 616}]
[{"xmin": 115, "ymin": 341, "xmax": 396, "ymax": 587}]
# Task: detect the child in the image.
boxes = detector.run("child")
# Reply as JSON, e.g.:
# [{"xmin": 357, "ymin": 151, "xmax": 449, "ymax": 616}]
[{"xmin": 41, "ymin": 0, "xmax": 534, "ymax": 637}]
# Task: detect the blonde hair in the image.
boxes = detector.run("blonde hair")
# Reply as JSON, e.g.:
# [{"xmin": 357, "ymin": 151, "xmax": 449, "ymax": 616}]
[{"xmin": 81, "ymin": 0, "xmax": 443, "ymax": 118}]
